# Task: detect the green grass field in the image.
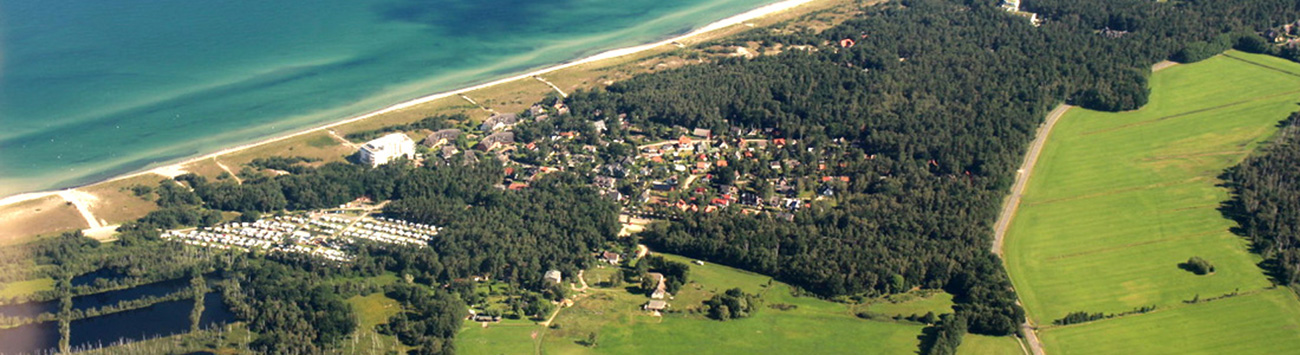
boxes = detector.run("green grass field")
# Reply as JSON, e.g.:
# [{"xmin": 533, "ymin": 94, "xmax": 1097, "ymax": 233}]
[
  {"xmin": 1040, "ymin": 288, "xmax": 1300, "ymax": 354},
  {"xmin": 957, "ymin": 335, "xmax": 1023, "ymax": 355},
  {"xmin": 0, "ymin": 278, "xmax": 53, "ymax": 299},
  {"xmin": 1003, "ymin": 51, "xmax": 1300, "ymax": 353},
  {"xmin": 457, "ymin": 252, "xmax": 932, "ymax": 354},
  {"xmin": 865, "ymin": 290, "xmax": 954, "ymax": 317}
]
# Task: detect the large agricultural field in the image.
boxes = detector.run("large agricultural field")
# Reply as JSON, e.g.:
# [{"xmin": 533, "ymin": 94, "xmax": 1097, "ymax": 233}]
[
  {"xmin": 1003, "ymin": 51, "xmax": 1300, "ymax": 353},
  {"xmin": 457, "ymin": 253, "xmax": 950, "ymax": 355}
]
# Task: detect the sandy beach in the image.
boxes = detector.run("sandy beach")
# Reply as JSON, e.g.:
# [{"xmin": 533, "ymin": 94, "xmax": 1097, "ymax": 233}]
[{"xmin": 0, "ymin": 0, "xmax": 818, "ymax": 209}]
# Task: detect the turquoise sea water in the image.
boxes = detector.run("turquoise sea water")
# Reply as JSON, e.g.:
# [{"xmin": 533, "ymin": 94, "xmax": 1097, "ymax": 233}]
[{"xmin": 0, "ymin": 0, "xmax": 778, "ymax": 197}]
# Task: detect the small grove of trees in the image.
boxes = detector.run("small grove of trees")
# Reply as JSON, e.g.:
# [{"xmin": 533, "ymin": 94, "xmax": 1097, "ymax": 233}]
[
  {"xmin": 639, "ymin": 255, "xmax": 690, "ymax": 295},
  {"xmin": 376, "ymin": 284, "xmax": 464, "ymax": 354},
  {"xmin": 704, "ymin": 288, "xmax": 760, "ymax": 321},
  {"xmin": 922, "ymin": 314, "xmax": 967, "ymax": 355},
  {"xmin": 1180, "ymin": 256, "xmax": 1216, "ymax": 275}
]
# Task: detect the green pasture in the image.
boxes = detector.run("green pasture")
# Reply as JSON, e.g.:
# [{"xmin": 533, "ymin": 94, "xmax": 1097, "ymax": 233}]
[
  {"xmin": 1041, "ymin": 288, "xmax": 1300, "ymax": 354},
  {"xmin": 1003, "ymin": 51, "xmax": 1300, "ymax": 353},
  {"xmin": 0, "ymin": 278, "xmax": 54, "ymax": 299},
  {"xmin": 457, "ymin": 252, "xmax": 932, "ymax": 354},
  {"xmin": 338, "ymin": 292, "xmax": 408, "ymax": 354},
  {"xmin": 957, "ymin": 335, "xmax": 1023, "ymax": 355}
]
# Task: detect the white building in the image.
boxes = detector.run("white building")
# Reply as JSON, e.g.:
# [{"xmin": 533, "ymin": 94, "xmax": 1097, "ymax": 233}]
[{"xmin": 358, "ymin": 133, "xmax": 416, "ymax": 167}]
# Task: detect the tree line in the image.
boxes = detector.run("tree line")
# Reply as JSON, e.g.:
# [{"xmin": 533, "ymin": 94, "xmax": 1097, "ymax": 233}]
[{"xmin": 1224, "ymin": 112, "xmax": 1300, "ymax": 288}]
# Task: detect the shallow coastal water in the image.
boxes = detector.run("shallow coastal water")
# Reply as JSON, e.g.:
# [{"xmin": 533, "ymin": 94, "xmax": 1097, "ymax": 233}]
[{"xmin": 0, "ymin": 0, "xmax": 779, "ymax": 196}]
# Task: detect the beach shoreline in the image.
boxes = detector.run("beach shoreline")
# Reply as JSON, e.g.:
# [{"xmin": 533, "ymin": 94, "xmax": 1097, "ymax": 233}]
[{"xmin": 0, "ymin": 0, "xmax": 818, "ymax": 208}]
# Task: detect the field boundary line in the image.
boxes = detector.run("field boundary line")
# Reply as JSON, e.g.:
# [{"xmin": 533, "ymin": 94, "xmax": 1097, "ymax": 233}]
[
  {"xmin": 1222, "ymin": 53, "xmax": 1300, "ymax": 79},
  {"xmin": 1045, "ymin": 228, "xmax": 1216, "ymax": 260},
  {"xmin": 1038, "ymin": 287, "xmax": 1274, "ymax": 331},
  {"xmin": 1025, "ymin": 177, "xmax": 1205, "ymax": 207},
  {"xmin": 1080, "ymin": 89, "xmax": 1300, "ymax": 137}
]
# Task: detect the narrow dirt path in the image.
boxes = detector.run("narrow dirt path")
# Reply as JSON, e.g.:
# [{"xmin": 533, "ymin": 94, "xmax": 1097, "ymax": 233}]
[
  {"xmin": 993, "ymin": 103, "xmax": 1071, "ymax": 256},
  {"xmin": 459, "ymin": 94, "xmax": 494, "ymax": 113},
  {"xmin": 533, "ymin": 76, "xmax": 568, "ymax": 98},
  {"xmin": 327, "ymin": 129, "xmax": 359, "ymax": 149},
  {"xmin": 57, "ymin": 190, "xmax": 103, "ymax": 230},
  {"xmin": 213, "ymin": 158, "xmax": 243, "ymax": 184},
  {"xmin": 992, "ymin": 103, "xmax": 1070, "ymax": 355}
]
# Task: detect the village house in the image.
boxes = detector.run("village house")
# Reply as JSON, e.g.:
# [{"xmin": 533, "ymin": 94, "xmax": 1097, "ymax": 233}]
[
  {"xmin": 479, "ymin": 113, "xmax": 519, "ymax": 132},
  {"xmin": 594, "ymin": 176, "xmax": 618, "ymax": 189},
  {"xmin": 647, "ymin": 272, "xmax": 668, "ymax": 299},
  {"xmin": 545, "ymin": 270, "xmax": 563, "ymax": 284},
  {"xmin": 692, "ymin": 128, "xmax": 712, "ymax": 138},
  {"xmin": 644, "ymin": 300, "xmax": 668, "ymax": 312},
  {"xmin": 423, "ymin": 128, "xmax": 462, "ymax": 148},
  {"xmin": 358, "ymin": 133, "xmax": 416, "ymax": 168},
  {"xmin": 475, "ymin": 131, "xmax": 515, "ymax": 151},
  {"xmin": 440, "ymin": 145, "xmax": 459, "ymax": 158},
  {"xmin": 600, "ymin": 251, "xmax": 621, "ymax": 265}
]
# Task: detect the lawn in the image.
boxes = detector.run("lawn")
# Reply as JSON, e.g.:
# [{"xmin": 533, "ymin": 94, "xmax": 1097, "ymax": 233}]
[
  {"xmin": 1003, "ymin": 51, "xmax": 1300, "ymax": 353},
  {"xmin": 865, "ymin": 290, "xmax": 955, "ymax": 317},
  {"xmin": 957, "ymin": 335, "xmax": 1023, "ymax": 355},
  {"xmin": 0, "ymin": 278, "xmax": 54, "ymax": 299},
  {"xmin": 457, "ymin": 252, "xmax": 930, "ymax": 355},
  {"xmin": 338, "ymin": 292, "xmax": 407, "ymax": 355}
]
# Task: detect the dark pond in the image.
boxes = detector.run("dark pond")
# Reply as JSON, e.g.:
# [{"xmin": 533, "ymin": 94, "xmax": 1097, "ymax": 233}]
[
  {"xmin": 0, "ymin": 277, "xmax": 191, "ymax": 318},
  {"xmin": 70, "ymin": 269, "xmax": 127, "ymax": 288},
  {"xmin": 71, "ymin": 278, "xmax": 190, "ymax": 312},
  {"xmin": 0, "ymin": 292, "xmax": 232, "ymax": 354}
]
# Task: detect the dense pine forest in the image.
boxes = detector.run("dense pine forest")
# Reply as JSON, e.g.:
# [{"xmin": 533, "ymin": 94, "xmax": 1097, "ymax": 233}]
[{"xmin": 1225, "ymin": 112, "xmax": 1300, "ymax": 289}]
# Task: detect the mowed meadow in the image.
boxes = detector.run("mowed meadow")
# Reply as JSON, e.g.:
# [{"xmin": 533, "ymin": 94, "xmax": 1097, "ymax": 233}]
[
  {"xmin": 456, "ymin": 253, "xmax": 995, "ymax": 355},
  {"xmin": 1004, "ymin": 51, "xmax": 1300, "ymax": 353}
]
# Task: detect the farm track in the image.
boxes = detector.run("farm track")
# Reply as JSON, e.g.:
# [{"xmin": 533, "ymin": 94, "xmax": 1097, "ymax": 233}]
[{"xmin": 992, "ymin": 103, "xmax": 1070, "ymax": 355}]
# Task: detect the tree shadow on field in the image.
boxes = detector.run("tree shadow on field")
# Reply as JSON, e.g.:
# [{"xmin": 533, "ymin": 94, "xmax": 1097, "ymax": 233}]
[
  {"xmin": 1215, "ymin": 157, "xmax": 1289, "ymax": 286},
  {"xmin": 915, "ymin": 325, "xmax": 938, "ymax": 355}
]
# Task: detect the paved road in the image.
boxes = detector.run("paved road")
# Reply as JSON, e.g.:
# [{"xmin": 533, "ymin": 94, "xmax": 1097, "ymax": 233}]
[{"xmin": 992, "ymin": 103, "xmax": 1071, "ymax": 355}]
